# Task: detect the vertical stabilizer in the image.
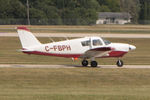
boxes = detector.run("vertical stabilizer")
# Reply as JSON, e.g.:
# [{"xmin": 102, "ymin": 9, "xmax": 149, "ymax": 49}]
[{"xmin": 17, "ymin": 26, "xmax": 41, "ymax": 48}]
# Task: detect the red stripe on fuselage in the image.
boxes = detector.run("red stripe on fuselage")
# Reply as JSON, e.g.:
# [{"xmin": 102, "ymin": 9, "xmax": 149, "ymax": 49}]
[
  {"xmin": 23, "ymin": 50, "xmax": 127, "ymax": 58},
  {"xmin": 108, "ymin": 51, "xmax": 127, "ymax": 57},
  {"xmin": 23, "ymin": 51, "xmax": 82, "ymax": 58}
]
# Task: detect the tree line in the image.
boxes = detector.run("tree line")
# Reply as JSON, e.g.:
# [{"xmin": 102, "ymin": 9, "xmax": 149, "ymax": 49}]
[{"xmin": 0, "ymin": 0, "xmax": 150, "ymax": 25}]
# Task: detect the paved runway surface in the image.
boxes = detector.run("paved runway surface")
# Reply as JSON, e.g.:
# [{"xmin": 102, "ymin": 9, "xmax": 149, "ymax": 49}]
[
  {"xmin": 0, "ymin": 64, "xmax": 150, "ymax": 68},
  {"xmin": 1, "ymin": 33, "xmax": 150, "ymax": 38}
]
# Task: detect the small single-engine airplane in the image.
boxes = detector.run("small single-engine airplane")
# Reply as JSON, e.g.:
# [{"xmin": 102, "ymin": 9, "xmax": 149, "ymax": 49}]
[{"xmin": 17, "ymin": 26, "xmax": 136, "ymax": 67}]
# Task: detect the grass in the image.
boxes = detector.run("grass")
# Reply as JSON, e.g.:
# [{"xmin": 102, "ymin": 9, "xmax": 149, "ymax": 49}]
[
  {"xmin": 0, "ymin": 25, "xmax": 150, "ymax": 34},
  {"xmin": 0, "ymin": 37, "xmax": 150, "ymax": 65},
  {"xmin": 0, "ymin": 68, "xmax": 150, "ymax": 100}
]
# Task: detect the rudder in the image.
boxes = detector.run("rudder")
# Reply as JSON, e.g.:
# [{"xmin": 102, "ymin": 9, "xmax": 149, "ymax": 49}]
[{"xmin": 17, "ymin": 26, "xmax": 41, "ymax": 48}]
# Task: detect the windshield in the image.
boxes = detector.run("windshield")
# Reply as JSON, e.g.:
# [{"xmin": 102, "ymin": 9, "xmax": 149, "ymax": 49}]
[{"xmin": 102, "ymin": 38, "xmax": 111, "ymax": 45}]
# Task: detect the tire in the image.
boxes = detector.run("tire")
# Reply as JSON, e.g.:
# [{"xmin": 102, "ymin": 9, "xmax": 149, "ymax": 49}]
[
  {"xmin": 116, "ymin": 60, "xmax": 123, "ymax": 67},
  {"xmin": 90, "ymin": 61, "xmax": 98, "ymax": 67},
  {"xmin": 82, "ymin": 60, "xmax": 88, "ymax": 67}
]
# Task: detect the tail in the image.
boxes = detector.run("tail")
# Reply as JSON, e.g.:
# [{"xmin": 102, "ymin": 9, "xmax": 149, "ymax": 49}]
[{"xmin": 17, "ymin": 26, "xmax": 41, "ymax": 48}]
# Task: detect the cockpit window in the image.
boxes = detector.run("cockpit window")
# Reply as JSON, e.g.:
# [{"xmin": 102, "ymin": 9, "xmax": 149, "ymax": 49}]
[
  {"xmin": 102, "ymin": 38, "xmax": 111, "ymax": 45},
  {"xmin": 81, "ymin": 40, "xmax": 90, "ymax": 46},
  {"xmin": 93, "ymin": 39, "xmax": 102, "ymax": 46}
]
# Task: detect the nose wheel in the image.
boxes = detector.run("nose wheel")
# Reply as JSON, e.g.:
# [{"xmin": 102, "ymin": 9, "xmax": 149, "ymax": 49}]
[{"xmin": 116, "ymin": 60, "xmax": 123, "ymax": 67}]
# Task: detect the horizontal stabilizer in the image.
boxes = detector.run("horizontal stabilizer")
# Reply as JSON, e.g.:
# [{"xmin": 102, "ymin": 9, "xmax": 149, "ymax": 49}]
[{"xmin": 17, "ymin": 49, "xmax": 34, "ymax": 52}]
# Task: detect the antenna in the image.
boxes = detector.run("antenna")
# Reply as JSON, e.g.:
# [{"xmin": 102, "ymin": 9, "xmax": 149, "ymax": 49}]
[
  {"xmin": 49, "ymin": 37, "xmax": 55, "ymax": 42},
  {"xmin": 64, "ymin": 37, "xmax": 69, "ymax": 40}
]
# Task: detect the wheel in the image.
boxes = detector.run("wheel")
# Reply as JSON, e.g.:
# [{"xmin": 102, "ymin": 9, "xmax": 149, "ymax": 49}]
[
  {"xmin": 116, "ymin": 60, "xmax": 123, "ymax": 67},
  {"xmin": 82, "ymin": 60, "xmax": 88, "ymax": 67},
  {"xmin": 90, "ymin": 61, "xmax": 98, "ymax": 67}
]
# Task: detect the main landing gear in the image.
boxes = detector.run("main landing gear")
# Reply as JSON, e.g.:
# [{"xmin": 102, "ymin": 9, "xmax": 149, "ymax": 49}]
[
  {"xmin": 82, "ymin": 60, "xmax": 98, "ymax": 67},
  {"xmin": 81, "ymin": 59, "xmax": 124, "ymax": 67},
  {"xmin": 90, "ymin": 61, "xmax": 97, "ymax": 67},
  {"xmin": 82, "ymin": 60, "xmax": 88, "ymax": 67}
]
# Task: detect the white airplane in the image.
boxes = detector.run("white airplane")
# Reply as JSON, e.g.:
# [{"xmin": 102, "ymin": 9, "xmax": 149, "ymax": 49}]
[{"xmin": 17, "ymin": 26, "xmax": 136, "ymax": 67}]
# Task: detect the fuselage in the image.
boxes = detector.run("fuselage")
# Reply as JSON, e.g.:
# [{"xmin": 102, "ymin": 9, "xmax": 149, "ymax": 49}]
[
  {"xmin": 23, "ymin": 37, "xmax": 136, "ymax": 58},
  {"xmin": 17, "ymin": 26, "xmax": 136, "ymax": 67}
]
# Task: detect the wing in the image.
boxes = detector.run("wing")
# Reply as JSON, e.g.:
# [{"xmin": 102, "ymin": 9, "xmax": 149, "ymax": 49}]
[{"xmin": 81, "ymin": 47, "xmax": 112, "ymax": 58}]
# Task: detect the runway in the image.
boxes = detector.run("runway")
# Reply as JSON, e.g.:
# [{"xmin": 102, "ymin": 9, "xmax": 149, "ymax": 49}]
[
  {"xmin": 0, "ymin": 64, "xmax": 150, "ymax": 68},
  {"xmin": 1, "ymin": 33, "xmax": 150, "ymax": 38}
]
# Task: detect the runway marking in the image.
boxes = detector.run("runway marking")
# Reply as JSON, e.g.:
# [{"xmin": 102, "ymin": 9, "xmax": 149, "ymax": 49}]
[{"xmin": 0, "ymin": 64, "xmax": 150, "ymax": 68}]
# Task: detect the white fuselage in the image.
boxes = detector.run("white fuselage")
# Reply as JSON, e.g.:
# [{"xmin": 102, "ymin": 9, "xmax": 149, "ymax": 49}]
[
  {"xmin": 17, "ymin": 26, "xmax": 136, "ymax": 67},
  {"xmin": 23, "ymin": 37, "xmax": 136, "ymax": 58}
]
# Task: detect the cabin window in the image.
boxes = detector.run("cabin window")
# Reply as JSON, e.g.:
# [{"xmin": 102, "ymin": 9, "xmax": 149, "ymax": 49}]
[
  {"xmin": 81, "ymin": 40, "xmax": 90, "ymax": 46},
  {"xmin": 102, "ymin": 38, "xmax": 111, "ymax": 45},
  {"xmin": 93, "ymin": 39, "xmax": 102, "ymax": 46}
]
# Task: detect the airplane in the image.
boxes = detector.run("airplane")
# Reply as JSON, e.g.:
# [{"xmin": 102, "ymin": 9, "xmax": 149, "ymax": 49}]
[{"xmin": 17, "ymin": 26, "xmax": 136, "ymax": 67}]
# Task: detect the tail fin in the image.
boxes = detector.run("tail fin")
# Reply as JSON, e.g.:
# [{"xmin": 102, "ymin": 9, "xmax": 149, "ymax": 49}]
[{"xmin": 17, "ymin": 26, "xmax": 41, "ymax": 48}]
